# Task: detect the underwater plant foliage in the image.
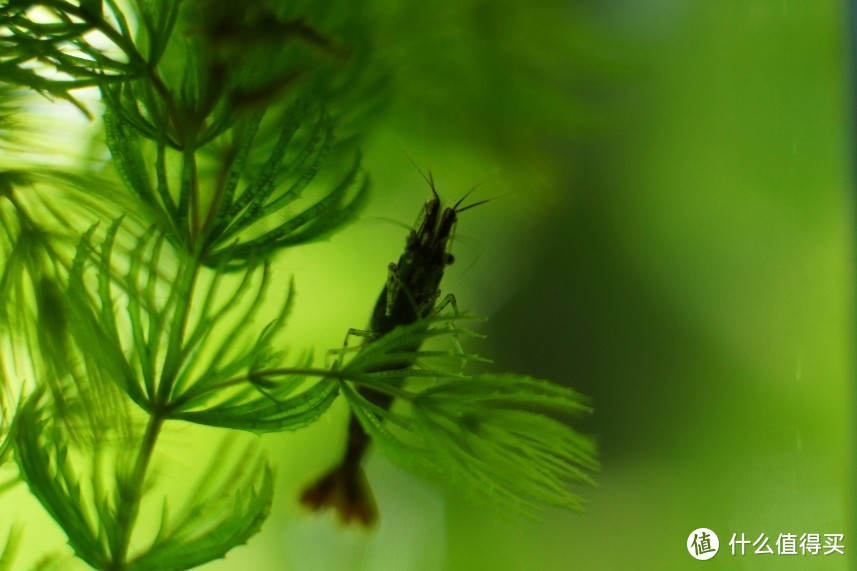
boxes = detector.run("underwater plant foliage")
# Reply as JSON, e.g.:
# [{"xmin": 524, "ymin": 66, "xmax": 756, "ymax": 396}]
[{"xmin": 0, "ymin": 1, "xmax": 598, "ymax": 569}]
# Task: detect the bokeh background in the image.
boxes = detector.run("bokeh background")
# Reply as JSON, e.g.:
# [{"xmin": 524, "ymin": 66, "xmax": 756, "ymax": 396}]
[
  {"xmin": 220, "ymin": 1, "xmax": 853, "ymax": 569},
  {"xmin": 207, "ymin": 1, "xmax": 856, "ymax": 569},
  {"xmin": 4, "ymin": 1, "xmax": 853, "ymax": 569}
]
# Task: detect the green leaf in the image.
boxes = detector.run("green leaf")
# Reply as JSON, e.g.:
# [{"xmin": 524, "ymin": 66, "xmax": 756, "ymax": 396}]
[
  {"xmin": 126, "ymin": 443, "xmax": 274, "ymax": 571},
  {"xmin": 65, "ymin": 222, "xmax": 149, "ymax": 411},
  {"xmin": 103, "ymin": 112, "xmax": 161, "ymax": 220},
  {"xmin": 68, "ymin": 221, "xmax": 327, "ymax": 435},
  {"xmin": 217, "ymin": 102, "xmax": 312, "ymax": 234},
  {"xmin": 202, "ymin": 102, "xmax": 369, "ymax": 268},
  {"xmin": 340, "ymin": 317, "xmax": 598, "ymax": 515},
  {"xmin": 132, "ymin": 0, "xmax": 181, "ymax": 65},
  {"xmin": 340, "ymin": 315, "xmax": 488, "ymax": 377},
  {"xmin": 0, "ymin": 186, "xmax": 133, "ymax": 438},
  {"xmin": 13, "ymin": 394, "xmax": 110, "ymax": 569},
  {"xmin": 0, "ymin": 526, "xmax": 22, "ymax": 571},
  {"xmin": 417, "ymin": 374, "xmax": 597, "ymax": 510},
  {"xmin": 0, "ymin": 0, "xmax": 137, "ymax": 116},
  {"xmin": 211, "ymin": 110, "xmax": 267, "ymax": 228},
  {"xmin": 170, "ymin": 378, "xmax": 339, "ymax": 435},
  {"xmin": 27, "ymin": 552, "xmax": 67, "ymax": 571}
]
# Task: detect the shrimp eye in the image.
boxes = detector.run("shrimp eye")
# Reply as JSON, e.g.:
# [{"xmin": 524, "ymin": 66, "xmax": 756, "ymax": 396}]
[{"xmin": 445, "ymin": 253, "xmax": 455, "ymax": 265}]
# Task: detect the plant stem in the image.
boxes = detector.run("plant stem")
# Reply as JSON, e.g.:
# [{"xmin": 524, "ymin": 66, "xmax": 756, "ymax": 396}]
[
  {"xmin": 109, "ymin": 413, "xmax": 164, "ymax": 570},
  {"xmin": 168, "ymin": 367, "xmax": 419, "ymax": 413},
  {"xmin": 199, "ymin": 142, "xmax": 238, "ymax": 245},
  {"xmin": 185, "ymin": 146, "xmax": 201, "ymax": 244},
  {"xmin": 156, "ymin": 257, "xmax": 200, "ymax": 406}
]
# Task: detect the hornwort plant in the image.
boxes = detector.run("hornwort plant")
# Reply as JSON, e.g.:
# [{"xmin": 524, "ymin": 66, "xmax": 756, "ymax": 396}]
[{"xmin": 0, "ymin": 1, "xmax": 597, "ymax": 569}]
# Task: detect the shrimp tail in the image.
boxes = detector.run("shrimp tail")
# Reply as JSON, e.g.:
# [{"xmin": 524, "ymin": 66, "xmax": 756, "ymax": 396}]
[{"xmin": 300, "ymin": 414, "xmax": 378, "ymax": 527}]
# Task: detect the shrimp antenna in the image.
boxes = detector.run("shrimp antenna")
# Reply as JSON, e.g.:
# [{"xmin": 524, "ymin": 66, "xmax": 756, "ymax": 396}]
[
  {"xmin": 454, "ymin": 185, "xmax": 491, "ymax": 213},
  {"xmin": 395, "ymin": 142, "xmax": 494, "ymax": 209},
  {"xmin": 396, "ymin": 143, "xmax": 436, "ymax": 192},
  {"xmin": 426, "ymin": 171, "xmax": 439, "ymax": 200}
]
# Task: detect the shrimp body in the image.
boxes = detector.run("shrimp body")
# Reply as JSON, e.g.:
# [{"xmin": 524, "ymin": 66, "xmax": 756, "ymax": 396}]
[{"xmin": 301, "ymin": 181, "xmax": 478, "ymax": 526}]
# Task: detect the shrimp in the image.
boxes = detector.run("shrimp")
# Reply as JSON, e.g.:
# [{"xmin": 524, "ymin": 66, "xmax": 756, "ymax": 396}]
[{"xmin": 300, "ymin": 174, "xmax": 484, "ymax": 526}]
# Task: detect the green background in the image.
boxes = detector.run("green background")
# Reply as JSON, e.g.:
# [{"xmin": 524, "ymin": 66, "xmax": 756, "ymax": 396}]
[{"xmin": 201, "ymin": 1, "xmax": 857, "ymax": 569}]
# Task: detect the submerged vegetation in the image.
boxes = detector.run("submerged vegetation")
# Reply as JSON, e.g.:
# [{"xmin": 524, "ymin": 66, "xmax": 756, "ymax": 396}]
[{"xmin": 0, "ymin": 1, "xmax": 596, "ymax": 568}]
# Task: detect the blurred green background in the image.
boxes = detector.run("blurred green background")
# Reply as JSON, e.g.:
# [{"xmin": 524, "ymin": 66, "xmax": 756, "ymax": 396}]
[
  {"xmin": 223, "ymin": 1, "xmax": 855, "ymax": 569},
  {"xmin": 6, "ymin": 0, "xmax": 852, "ymax": 569}
]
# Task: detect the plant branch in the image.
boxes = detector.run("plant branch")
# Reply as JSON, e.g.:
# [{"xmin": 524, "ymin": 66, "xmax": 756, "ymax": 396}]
[
  {"xmin": 108, "ymin": 413, "xmax": 164, "ymax": 570},
  {"xmin": 155, "ymin": 258, "xmax": 200, "ymax": 407},
  {"xmin": 168, "ymin": 367, "xmax": 419, "ymax": 413}
]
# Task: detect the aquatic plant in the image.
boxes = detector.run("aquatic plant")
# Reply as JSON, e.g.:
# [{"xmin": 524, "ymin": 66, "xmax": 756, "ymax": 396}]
[{"xmin": 0, "ymin": 1, "xmax": 596, "ymax": 568}]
